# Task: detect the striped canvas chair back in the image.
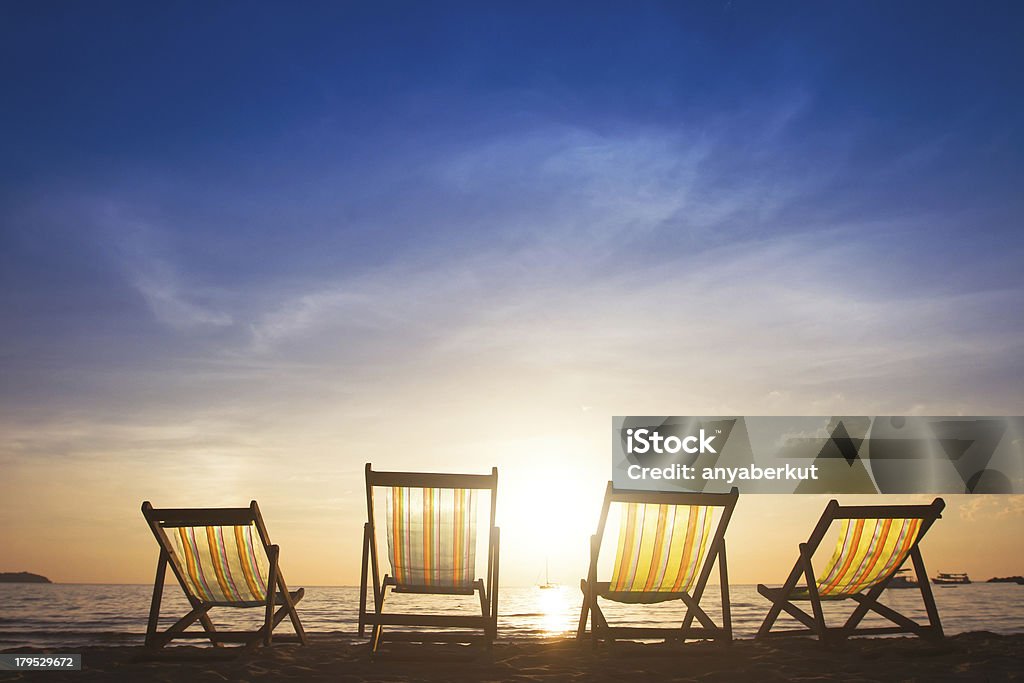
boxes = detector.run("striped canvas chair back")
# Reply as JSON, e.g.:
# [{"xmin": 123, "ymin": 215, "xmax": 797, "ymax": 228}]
[
  {"xmin": 813, "ymin": 517, "xmax": 923, "ymax": 598},
  {"xmin": 609, "ymin": 502, "xmax": 720, "ymax": 594},
  {"xmin": 168, "ymin": 524, "xmax": 270, "ymax": 603},
  {"xmin": 385, "ymin": 486, "xmax": 478, "ymax": 589}
]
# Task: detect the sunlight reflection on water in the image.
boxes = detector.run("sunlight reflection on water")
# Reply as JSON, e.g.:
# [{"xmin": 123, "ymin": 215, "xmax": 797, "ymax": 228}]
[
  {"xmin": 536, "ymin": 585, "xmax": 573, "ymax": 635},
  {"xmin": 1, "ymin": 583, "xmax": 1022, "ymax": 647}
]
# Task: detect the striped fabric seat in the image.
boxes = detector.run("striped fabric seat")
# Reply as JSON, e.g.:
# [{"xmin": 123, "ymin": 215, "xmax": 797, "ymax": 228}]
[
  {"xmin": 607, "ymin": 503, "xmax": 717, "ymax": 598},
  {"xmin": 806, "ymin": 517, "xmax": 922, "ymax": 599},
  {"xmin": 385, "ymin": 486, "xmax": 478, "ymax": 590},
  {"xmin": 169, "ymin": 524, "xmax": 270, "ymax": 603}
]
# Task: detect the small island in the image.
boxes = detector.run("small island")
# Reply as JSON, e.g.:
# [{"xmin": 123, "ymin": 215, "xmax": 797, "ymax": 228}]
[
  {"xmin": 0, "ymin": 571, "xmax": 52, "ymax": 583},
  {"xmin": 988, "ymin": 576, "xmax": 1024, "ymax": 585}
]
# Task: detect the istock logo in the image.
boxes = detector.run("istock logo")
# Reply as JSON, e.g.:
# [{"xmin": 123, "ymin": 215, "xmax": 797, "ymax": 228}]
[{"xmin": 626, "ymin": 428, "xmax": 717, "ymax": 455}]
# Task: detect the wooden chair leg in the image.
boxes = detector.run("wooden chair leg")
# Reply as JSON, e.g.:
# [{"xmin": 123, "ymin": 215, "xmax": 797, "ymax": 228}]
[
  {"xmin": 757, "ymin": 554, "xmax": 808, "ymax": 639},
  {"xmin": 679, "ymin": 592, "xmax": 716, "ymax": 633},
  {"xmin": 756, "ymin": 589, "xmax": 785, "ymax": 638},
  {"xmin": 490, "ymin": 528, "xmax": 500, "ymax": 641},
  {"xmin": 757, "ymin": 584, "xmax": 819, "ymax": 633},
  {"xmin": 800, "ymin": 545, "xmax": 827, "ymax": 642},
  {"xmin": 264, "ymin": 545, "xmax": 280, "ymax": 646},
  {"xmin": 145, "ymin": 550, "xmax": 169, "ymax": 648},
  {"xmin": 591, "ymin": 601, "xmax": 609, "ymax": 645},
  {"xmin": 719, "ymin": 544, "xmax": 732, "ymax": 644},
  {"xmin": 478, "ymin": 581, "xmax": 489, "ymax": 618},
  {"xmin": 680, "ymin": 595, "xmax": 697, "ymax": 639},
  {"xmin": 912, "ymin": 547, "xmax": 944, "ymax": 640},
  {"xmin": 475, "ymin": 580, "xmax": 494, "ymax": 647},
  {"xmin": 369, "ymin": 583, "xmax": 388, "ymax": 653},
  {"xmin": 756, "ymin": 584, "xmax": 778, "ymax": 637},
  {"xmin": 197, "ymin": 610, "xmax": 223, "ymax": 648},
  {"xmin": 359, "ymin": 523, "xmax": 370, "ymax": 637},
  {"xmin": 156, "ymin": 603, "xmax": 212, "ymax": 646},
  {"xmin": 839, "ymin": 579, "xmax": 889, "ymax": 642},
  {"xmin": 289, "ymin": 607, "xmax": 307, "ymax": 644},
  {"xmin": 849, "ymin": 593, "xmax": 927, "ymax": 635},
  {"xmin": 576, "ymin": 579, "xmax": 591, "ymax": 639},
  {"xmin": 276, "ymin": 575, "xmax": 307, "ymax": 645}
]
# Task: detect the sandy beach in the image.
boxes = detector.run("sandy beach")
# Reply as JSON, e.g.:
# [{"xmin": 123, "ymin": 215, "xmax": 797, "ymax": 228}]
[{"xmin": 2, "ymin": 633, "xmax": 1022, "ymax": 682}]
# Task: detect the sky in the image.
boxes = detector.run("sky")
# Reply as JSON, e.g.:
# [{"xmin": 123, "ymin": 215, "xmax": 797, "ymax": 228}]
[{"xmin": 1, "ymin": 2, "xmax": 1023, "ymax": 587}]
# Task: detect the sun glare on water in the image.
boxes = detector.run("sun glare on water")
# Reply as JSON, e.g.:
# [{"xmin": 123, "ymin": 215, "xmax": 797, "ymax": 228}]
[{"xmin": 535, "ymin": 585, "xmax": 575, "ymax": 636}]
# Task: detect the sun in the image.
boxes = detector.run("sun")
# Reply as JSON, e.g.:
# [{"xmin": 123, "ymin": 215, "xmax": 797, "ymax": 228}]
[{"xmin": 499, "ymin": 459, "xmax": 605, "ymax": 585}]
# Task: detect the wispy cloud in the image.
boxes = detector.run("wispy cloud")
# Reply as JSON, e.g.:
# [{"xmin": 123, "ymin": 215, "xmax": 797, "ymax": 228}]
[
  {"xmin": 195, "ymin": 119, "xmax": 1019, "ymax": 419},
  {"xmin": 2, "ymin": 112, "xmax": 1022, "ymax": 585},
  {"xmin": 106, "ymin": 213, "xmax": 233, "ymax": 331},
  {"xmin": 51, "ymin": 118, "xmax": 1018, "ymax": 425},
  {"xmin": 960, "ymin": 496, "xmax": 1024, "ymax": 521}
]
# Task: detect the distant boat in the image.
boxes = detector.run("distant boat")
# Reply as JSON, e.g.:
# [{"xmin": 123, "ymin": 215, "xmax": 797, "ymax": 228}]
[
  {"xmin": 933, "ymin": 572, "xmax": 971, "ymax": 585},
  {"xmin": 886, "ymin": 569, "xmax": 918, "ymax": 589},
  {"xmin": 538, "ymin": 559, "xmax": 558, "ymax": 590}
]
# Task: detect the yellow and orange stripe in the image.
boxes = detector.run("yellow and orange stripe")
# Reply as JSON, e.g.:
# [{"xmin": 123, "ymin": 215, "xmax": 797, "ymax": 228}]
[
  {"xmin": 609, "ymin": 502, "xmax": 717, "ymax": 595},
  {"xmin": 815, "ymin": 517, "xmax": 922, "ymax": 597},
  {"xmin": 385, "ymin": 486, "xmax": 478, "ymax": 589},
  {"xmin": 170, "ymin": 524, "xmax": 268, "ymax": 603}
]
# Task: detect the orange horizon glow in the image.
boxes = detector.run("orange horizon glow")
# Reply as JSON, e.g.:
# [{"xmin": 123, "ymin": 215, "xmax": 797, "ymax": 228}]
[{"xmin": 2, "ymin": 438, "xmax": 1022, "ymax": 588}]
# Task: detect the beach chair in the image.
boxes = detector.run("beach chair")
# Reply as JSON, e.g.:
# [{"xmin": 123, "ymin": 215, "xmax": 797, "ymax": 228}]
[
  {"xmin": 577, "ymin": 483, "xmax": 739, "ymax": 644},
  {"xmin": 359, "ymin": 463, "xmax": 499, "ymax": 651},
  {"xmin": 756, "ymin": 498, "xmax": 945, "ymax": 643},
  {"xmin": 141, "ymin": 501, "xmax": 307, "ymax": 648}
]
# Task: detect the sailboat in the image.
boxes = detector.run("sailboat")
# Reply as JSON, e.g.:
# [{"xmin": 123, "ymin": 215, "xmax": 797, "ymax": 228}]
[{"xmin": 538, "ymin": 558, "xmax": 557, "ymax": 589}]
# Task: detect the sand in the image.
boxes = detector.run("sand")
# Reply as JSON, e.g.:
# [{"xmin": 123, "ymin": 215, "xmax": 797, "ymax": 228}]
[{"xmin": 2, "ymin": 633, "xmax": 1022, "ymax": 682}]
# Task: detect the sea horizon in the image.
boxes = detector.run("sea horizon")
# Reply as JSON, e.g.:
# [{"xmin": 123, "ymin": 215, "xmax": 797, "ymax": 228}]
[{"xmin": 3, "ymin": 582, "xmax": 1022, "ymax": 650}]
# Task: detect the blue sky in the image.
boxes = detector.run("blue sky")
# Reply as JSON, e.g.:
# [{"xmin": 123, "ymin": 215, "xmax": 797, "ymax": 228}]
[{"xmin": 1, "ymin": 2, "xmax": 1022, "ymax": 583}]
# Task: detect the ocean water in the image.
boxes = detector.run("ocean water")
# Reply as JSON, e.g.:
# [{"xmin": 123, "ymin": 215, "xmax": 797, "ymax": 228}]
[{"xmin": 0, "ymin": 583, "xmax": 1021, "ymax": 648}]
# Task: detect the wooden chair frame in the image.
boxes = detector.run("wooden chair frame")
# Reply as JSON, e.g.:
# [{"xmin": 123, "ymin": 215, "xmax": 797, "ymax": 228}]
[
  {"xmin": 359, "ymin": 463, "xmax": 500, "ymax": 652},
  {"xmin": 141, "ymin": 501, "xmax": 308, "ymax": 648},
  {"xmin": 756, "ymin": 498, "xmax": 945, "ymax": 643},
  {"xmin": 577, "ymin": 483, "xmax": 739, "ymax": 644}
]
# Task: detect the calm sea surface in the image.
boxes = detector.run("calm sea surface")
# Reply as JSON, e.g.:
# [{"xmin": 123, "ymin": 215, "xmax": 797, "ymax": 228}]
[{"xmin": 1, "ymin": 583, "xmax": 1022, "ymax": 648}]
